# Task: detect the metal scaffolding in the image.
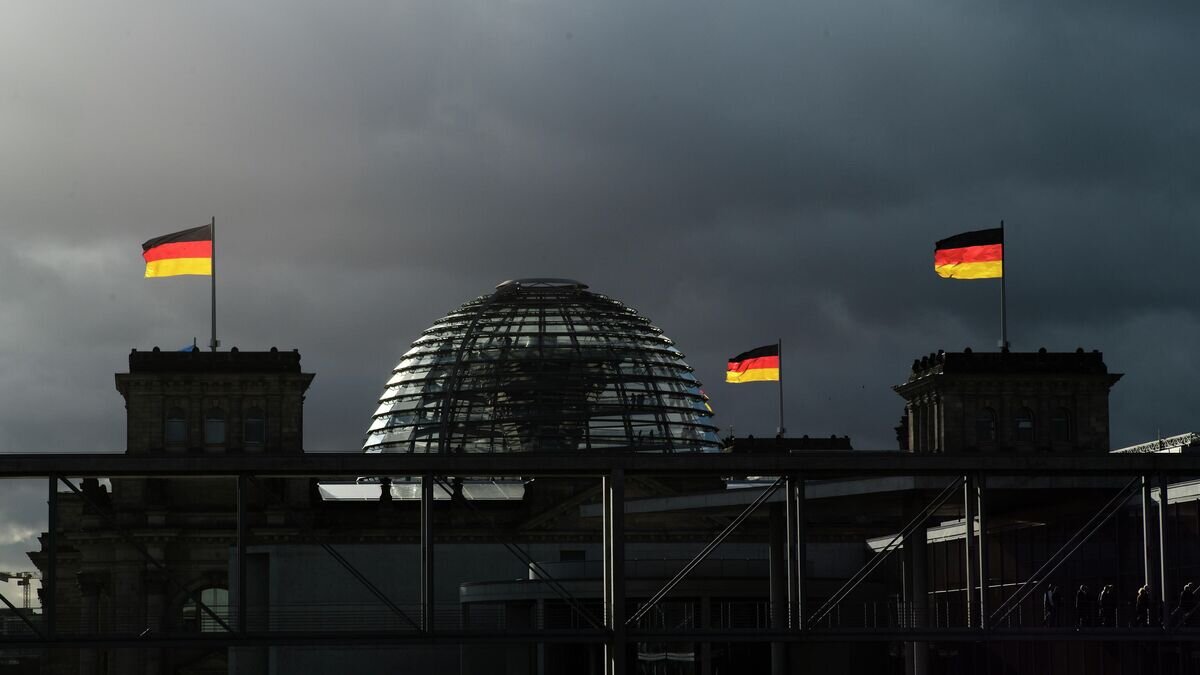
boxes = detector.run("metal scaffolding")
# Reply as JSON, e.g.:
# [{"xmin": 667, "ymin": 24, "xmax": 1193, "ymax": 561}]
[{"xmin": 4, "ymin": 449, "xmax": 1200, "ymax": 675}]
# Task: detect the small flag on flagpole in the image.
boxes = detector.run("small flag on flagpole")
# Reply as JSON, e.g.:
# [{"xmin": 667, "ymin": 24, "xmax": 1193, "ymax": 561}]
[
  {"xmin": 726, "ymin": 344, "xmax": 780, "ymax": 383},
  {"xmin": 934, "ymin": 227, "xmax": 1003, "ymax": 280},
  {"xmin": 142, "ymin": 224, "xmax": 213, "ymax": 278},
  {"xmin": 142, "ymin": 219, "xmax": 219, "ymax": 352}
]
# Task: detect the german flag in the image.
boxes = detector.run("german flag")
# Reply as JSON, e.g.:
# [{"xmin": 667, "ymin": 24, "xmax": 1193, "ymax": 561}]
[
  {"xmin": 142, "ymin": 225, "xmax": 212, "ymax": 277},
  {"xmin": 935, "ymin": 228, "xmax": 1003, "ymax": 279},
  {"xmin": 726, "ymin": 345, "xmax": 780, "ymax": 383}
]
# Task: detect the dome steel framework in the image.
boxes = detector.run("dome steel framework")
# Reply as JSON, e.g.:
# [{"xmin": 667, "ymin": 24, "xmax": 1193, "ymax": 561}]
[{"xmin": 364, "ymin": 279, "xmax": 720, "ymax": 453}]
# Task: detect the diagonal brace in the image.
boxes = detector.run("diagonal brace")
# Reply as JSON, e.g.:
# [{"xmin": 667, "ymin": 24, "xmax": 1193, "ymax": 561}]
[
  {"xmin": 989, "ymin": 477, "xmax": 1140, "ymax": 626},
  {"xmin": 60, "ymin": 477, "xmax": 234, "ymax": 634},
  {"xmin": 0, "ymin": 588, "xmax": 42, "ymax": 638},
  {"xmin": 808, "ymin": 476, "xmax": 963, "ymax": 629},
  {"xmin": 626, "ymin": 475, "xmax": 786, "ymax": 627},
  {"xmin": 244, "ymin": 477, "xmax": 422, "ymax": 631},
  {"xmin": 433, "ymin": 476, "xmax": 604, "ymax": 631}
]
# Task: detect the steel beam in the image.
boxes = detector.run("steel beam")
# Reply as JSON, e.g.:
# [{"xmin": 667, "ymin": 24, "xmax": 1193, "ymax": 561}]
[
  {"xmin": 1142, "ymin": 475, "xmax": 1156, "ymax": 594},
  {"xmin": 626, "ymin": 476, "xmax": 785, "ymax": 627},
  {"xmin": 963, "ymin": 475, "xmax": 977, "ymax": 628},
  {"xmin": 45, "ymin": 473, "xmax": 56, "ymax": 639},
  {"xmin": 786, "ymin": 473, "xmax": 804, "ymax": 629},
  {"xmin": 0, "ymin": 588, "xmax": 41, "ymax": 638},
  {"xmin": 0, "ymin": 627, "xmax": 1194, "ymax": 650},
  {"xmin": 977, "ymin": 474, "xmax": 989, "ymax": 630},
  {"xmin": 1157, "ymin": 475, "xmax": 1169, "ymax": 627},
  {"xmin": 808, "ymin": 477, "xmax": 963, "ymax": 629},
  {"xmin": 240, "ymin": 475, "xmax": 422, "ymax": 629},
  {"xmin": 603, "ymin": 469, "xmax": 626, "ymax": 675},
  {"xmin": 320, "ymin": 544, "xmax": 420, "ymax": 629},
  {"xmin": 769, "ymin": 502, "xmax": 787, "ymax": 675},
  {"xmin": 431, "ymin": 476, "xmax": 603, "ymax": 631},
  {"xmin": 422, "ymin": 472, "xmax": 435, "ymax": 633},
  {"xmin": 1, "ymin": 452, "xmax": 1199, "ymax": 477}
]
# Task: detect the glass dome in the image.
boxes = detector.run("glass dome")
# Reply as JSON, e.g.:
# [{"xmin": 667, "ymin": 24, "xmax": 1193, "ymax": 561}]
[{"xmin": 364, "ymin": 279, "xmax": 720, "ymax": 453}]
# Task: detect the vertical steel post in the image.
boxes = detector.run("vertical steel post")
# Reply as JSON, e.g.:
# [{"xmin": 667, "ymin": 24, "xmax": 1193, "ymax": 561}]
[
  {"xmin": 46, "ymin": 474, "xmax": 57, "ymax": 639},
  {"xmin": 911, "ymin": 526, "xmax": 929, "ymax": 675},
  {"xmin": 977, "ymin": 474, "xmax": 989, "ymax": 630},
  {"xmin": 236, "ymin": 474, "xmax": 248, "ymax": 633},
  {"xmin": 1157, "ymin": 475, "xmax": 1169, "ymax": 627},
  {"xmin": 796, "ymin": 475, "xmax": 807, "ymax": 629},
  {"xmin": 769, "ymin": 503, "xmax": 787, "ymax": 675},
  {"xmin": 1141, "ymin": 476, "xmax": 1156, "ymax": 598},
  {"xmin": 603, "ymin": 469, "xmax": 626, "ymax": 675},
  {"xmin": 963, "ymin": 474, "xmax": 977, "ymax": 628},
  {"xmin": 785, "ymin": 474, "xmax": 803, "ymax": 629},
  {"xmin": 422, "ymin": 472, "xmax": 435, "ymax": 633}
]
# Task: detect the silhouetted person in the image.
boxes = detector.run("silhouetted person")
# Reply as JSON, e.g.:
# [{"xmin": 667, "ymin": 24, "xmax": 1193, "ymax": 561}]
[
  {"xmin": 1185, "ymin": 581, "xmax": 1195, "ymax": 624},
  {"xmin": 1075, "ymin": 585, "xmax": 1092, "ymax": 628},
  {"xmin": 1098, "ymin": 584, "xmax": 1117, "ymax": 627},
  {"xmin": 1170, "ymin": 582, "xmax": 1196, "ymax": 626},
  {"xmin": 1043, "ymin": 584, "xmax": 1060, "ymax": 626},
  {"xmin": 1134, "ymin": 584, "xmax": 1151, "ymax": 627}
]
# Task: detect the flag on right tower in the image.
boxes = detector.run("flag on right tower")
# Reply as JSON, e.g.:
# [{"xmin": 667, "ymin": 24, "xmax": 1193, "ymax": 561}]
[{"xmin": 934, "ymin": 227, "xmax": 1003, "ymax": 279}]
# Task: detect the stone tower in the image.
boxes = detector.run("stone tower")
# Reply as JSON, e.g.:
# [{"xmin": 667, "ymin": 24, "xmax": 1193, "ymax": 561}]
[
  {"xmin": 115, "ymin": 347, "xmax": 314, "ymax": 455},
  {"xmin": 32, "ymin": 348, "xmax": 316, "ymax": 675},
  {"xmin": 893, "ymin": 348, "xmax": 1122, "ymax": 454}
]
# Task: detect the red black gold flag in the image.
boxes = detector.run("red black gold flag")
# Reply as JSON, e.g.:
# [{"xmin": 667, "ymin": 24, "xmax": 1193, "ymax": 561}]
[
  {"xmin": 726, "ymin": 345, "xmax": 780, "ymax": 383},
  {"xmin": 934, "ymin": 228, "xmax": 1003, "ymax": 280},
  {"xmin": 142, "ymin": 225, "xmax": 213, "ymax": 277}
]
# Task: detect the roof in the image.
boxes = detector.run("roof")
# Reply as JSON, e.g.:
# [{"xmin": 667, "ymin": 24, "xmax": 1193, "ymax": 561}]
[
  {"xmin": 125, "ymin": 347, "xmax": 305, "ymax": 374},
  {"xmin": 896, "ymin": 347, "xmax": 1122, "ymax": 391}
]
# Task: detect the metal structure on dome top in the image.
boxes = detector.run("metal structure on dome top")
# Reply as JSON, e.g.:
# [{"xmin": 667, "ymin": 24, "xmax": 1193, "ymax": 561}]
[{"xmin": 363, "ymin": 279, "xmax": 720, "ymax": 454}]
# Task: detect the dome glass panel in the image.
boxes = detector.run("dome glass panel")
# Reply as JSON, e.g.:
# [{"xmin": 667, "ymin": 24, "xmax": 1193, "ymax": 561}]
[{"xmin": 363, "ymin": 279, "xmax": 719, "ymax": 453}]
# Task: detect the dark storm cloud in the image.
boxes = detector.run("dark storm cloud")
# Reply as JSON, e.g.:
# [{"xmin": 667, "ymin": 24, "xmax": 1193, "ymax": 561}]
[{"xmin": 0, "ymin": 0, "xmax": 1197, "ymax": 567}]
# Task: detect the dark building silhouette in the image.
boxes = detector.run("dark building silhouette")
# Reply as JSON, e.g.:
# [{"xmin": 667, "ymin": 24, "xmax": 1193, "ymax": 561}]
[
  {"xmin": 894, "ymin": 348, "xmax": 1122, "ymax": 453},
  {"xmin": 22, "ymin": 281, "xmax": 1200, "ymax": 675}
]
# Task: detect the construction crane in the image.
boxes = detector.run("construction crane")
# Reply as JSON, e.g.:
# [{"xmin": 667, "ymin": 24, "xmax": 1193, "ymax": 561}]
[{"xmin": 0, "ymin": 572, "xmax": 39, "ymax": 610}]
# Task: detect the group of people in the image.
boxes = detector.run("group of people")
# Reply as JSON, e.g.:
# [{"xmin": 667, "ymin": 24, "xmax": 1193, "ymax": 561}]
[{"xmin": 1041, "ymin": 581, "xmax": 1200, "ymax": 627}]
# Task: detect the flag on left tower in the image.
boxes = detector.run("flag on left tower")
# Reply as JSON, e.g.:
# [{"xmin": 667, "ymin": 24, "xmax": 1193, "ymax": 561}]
[{"xmin": 142, "ymin": 224, "xmax": 213, "ymax": 277}]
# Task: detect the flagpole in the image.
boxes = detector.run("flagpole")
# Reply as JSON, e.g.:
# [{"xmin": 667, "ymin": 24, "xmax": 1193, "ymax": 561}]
[
  {"xmin": 777, "ymin": 338, "xmax": 785, "ymax": 436},
  {"xmin": 1000, "ymin": 220, "xmax": 1007, "ymax": 350},
  {"xmin": 210, "ymin": 216, "xmax": 217, "ymax": 352}
]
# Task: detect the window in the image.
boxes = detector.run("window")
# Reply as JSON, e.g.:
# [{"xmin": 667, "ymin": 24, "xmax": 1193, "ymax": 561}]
[
  {"xmin": 204, "ymin": 408, "xmax": 225, "ymax": 444},
  {"xmin": 1015, "ymin": 408, "xmax": 1035, "ymax": 443},
  {"xmin": 181, "ymin": 587, "xmax": 229, "ymax": 632},
  {"xmin": 1051, "ymin": 408, "xmax": 1073, "ymax": 443},
  {"xmin": 975, "ymin": 408, "xmax": 997, "ymax": 443},
  {"xmin": 244, "ymin": 407, "xmax": 266, "ymax": 445},
  {"xmin": 165, "ymin": 407, "xmax": 187, "ymax": 445}
]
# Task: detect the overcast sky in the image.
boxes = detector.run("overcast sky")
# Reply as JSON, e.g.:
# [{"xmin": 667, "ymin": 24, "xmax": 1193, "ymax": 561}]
[{"xmin": 0, "ymin": 1, "xmax": 1197, "ymax": 574}]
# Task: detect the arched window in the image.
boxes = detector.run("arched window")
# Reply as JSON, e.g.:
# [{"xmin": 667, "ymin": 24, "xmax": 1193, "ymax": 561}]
[
  {"xmin": 244, "ymin": 407, "xmax": 266, "ymax": 445},
  {"xmin": 204, "ymin": 408, "xmax": 225, "ymax": 444},
  {"xmin": 1015, "ymin": 408, "xmax": 1035, "ymax": 443},
  {"xmin": 181, "ymin": 587, "xmax": 229, "ymax": 632},
  {"xmin": 165, "ymin": 407, "xmax": 187, "ymax": 445},
  {"xmin": 1051, "ymin": 408, "xmax": 1073, "ymax": 443},
  {"xmin": 975, "ymin": 408, "xmax": 997, "ymax": 443}
]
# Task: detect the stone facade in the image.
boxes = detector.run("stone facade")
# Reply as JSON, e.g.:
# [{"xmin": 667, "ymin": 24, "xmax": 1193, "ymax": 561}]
[
  {"xmin": 31, "ymin": 349, "xmax": 314, "ymax": 675},
  {"xmin": 893, "ymin": 348, "xmax": 1122, "ymax": 454},
  {"xmin": 114, "ymin": 347, "xmax": 313, "ymax": 456}
]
